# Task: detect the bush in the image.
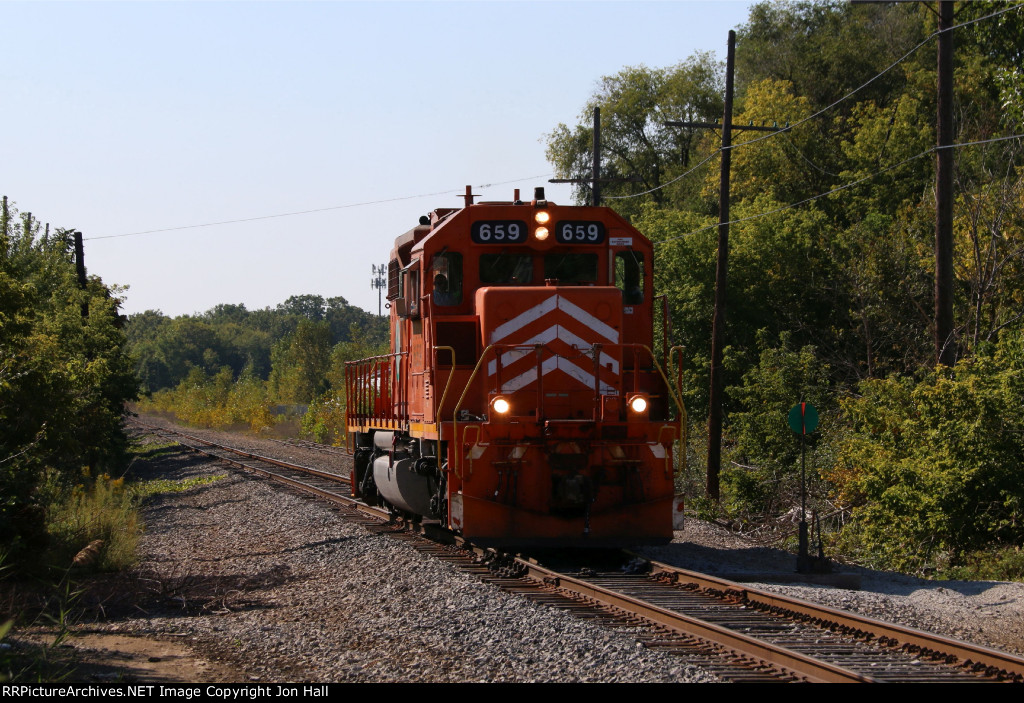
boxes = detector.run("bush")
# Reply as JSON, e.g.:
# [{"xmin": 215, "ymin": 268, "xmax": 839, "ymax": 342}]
[
  {"xmin": 300, "ymin": 391, "xmax": 347, "ymax": 446},
  {"xmin": 138, "ymin": 366, "xmax": 276, "ymax": 433},
  {"xmin": 723, "ymin": 331, "xmax": 833, "ymax": 519},
  {"xmin": 827, "ymin": 328, "xmax": 1024, "ymax": 574}
]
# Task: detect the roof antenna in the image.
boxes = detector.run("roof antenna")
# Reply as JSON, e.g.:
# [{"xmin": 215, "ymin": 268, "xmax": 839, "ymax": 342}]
[{"xmin": 462, "ymin": 185, "xmax": 478, "ymax": 207}]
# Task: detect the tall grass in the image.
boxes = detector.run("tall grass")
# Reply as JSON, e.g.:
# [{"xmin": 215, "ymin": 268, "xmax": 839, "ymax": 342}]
[{"xmin": 44, "ymin": 473, "xmax": 139, "ymax": 572}]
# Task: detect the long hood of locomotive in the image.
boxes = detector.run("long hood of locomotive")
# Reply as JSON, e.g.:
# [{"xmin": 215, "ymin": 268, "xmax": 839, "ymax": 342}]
[{"xmin": 478, "ymin": 286, "xmax": 622, "ymax": 403}]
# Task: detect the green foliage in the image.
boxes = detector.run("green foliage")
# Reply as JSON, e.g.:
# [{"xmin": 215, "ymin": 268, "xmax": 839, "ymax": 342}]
[
  {"xmin": 939, "ymin": 546, "xmax": 1024, "ymax": 582},
  {"xmin": 141, "ymin": 366, "xmax": 275, "ymax": 432},
  {"xmin": 135, "ymin": 308, "xmax": 389, "ymax": 436},
  {"xmin": 1, "ymin": 197, "xmax": 138, "ymax": 567},
  {"xmin": 269, "ymin": 319, "xmax": 332, "ymax": 404},
  {"xmin": 723, "ymin": 332, "xmax": 832, "ymax": 518},
  {"xmin": 126, "ymin": 296, "xmax": 387, "ymax": 396},
  {"xmin": 736, "ymin": 1, "xmax": 925, "ymax": 113},
  {"xmin": 300, "ymin": 391, "xmax": 347, "ymax": 446},
  {"xmin": 130, "ymin": 474, "xmax": 226, "ymax": 500},
  {"xmin": 829, "ymin": 328, "xmax": 1024, "ymax": 573}
]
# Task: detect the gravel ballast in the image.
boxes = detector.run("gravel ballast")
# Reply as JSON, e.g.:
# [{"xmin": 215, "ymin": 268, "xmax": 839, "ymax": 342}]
[
  {"xmin": 83, "ymin": 416, "xmax": 1023, "ymax": 682},
  {"xmin": 95, "ymin": 419, "xmax": 716, "ymax": 682}
]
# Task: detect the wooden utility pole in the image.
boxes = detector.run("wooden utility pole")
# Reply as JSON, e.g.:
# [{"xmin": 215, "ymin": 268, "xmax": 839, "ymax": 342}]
[
  {"xmin": 550, "ymin": 107, "xmax": 639, "ymax": 205},
  {"xmin": 1, "ymin": 196, "xmax": 9, "ymax": 248},
  {"xmin": 592, "ymin": 106, "xmax": 602, "ymax": 206},
  {"xmin": 74, "ymin": 230, "xmax": 89, "ymax": 319},
  {"xmin": 706, "ymin": 31, "xmax": 736, "ymax": 502},
  {"xmin": 935, "ymin": 0, "xmax": 955, "ymax": 366},
  {"xmin": 666, "ymin": 31, "xmax": 785, "ymax": 501}
]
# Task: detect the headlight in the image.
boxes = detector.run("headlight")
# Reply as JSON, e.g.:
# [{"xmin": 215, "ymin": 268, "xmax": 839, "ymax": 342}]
[
  {"xmin": 628, "ymin": 395, "xmax": 648, "ymax": 414},
  {"xmin": 491, "ymin": 396, "xmax": 511, "ymax": 415},
  {"xmin": 534, "ymin": 210, "xmax": 550, "ymax": 224},
  {"xmin": 535, "ymin": 226, "xmax": 549, "ymax": 241}
]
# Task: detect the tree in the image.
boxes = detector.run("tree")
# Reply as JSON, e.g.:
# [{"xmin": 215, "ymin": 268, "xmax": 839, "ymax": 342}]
[
  {"xmin": 545, "ymin": 56, "xmax": 724, "ymax": 217},
  {"xmin": 269, "ymin": 319, "xmax": 332, "ymax": 403},
  {"xmin": 276, "ymin": 294, "xmax": 327, "ymax": 321},
  {"xmin": 1, "ymin": 198, "xmax": 138, "ymax": 560}
]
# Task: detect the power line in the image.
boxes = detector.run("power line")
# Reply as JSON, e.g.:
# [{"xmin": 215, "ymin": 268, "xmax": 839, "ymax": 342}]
[
  {"xmin": 655, "ymin": 133, "xmax": 1024, "ymax": 246},
  {"xmin": 603, "ymin": 149, "xmax": 723, "ymax": 200},
  {"xmin": 730, "ymin": 2, "xmax": 1024, "ymax": 152},
  {"xmin": 83, "ymin": 173, "xmax": 552, "ymax": 242},
  {"xmin": 589, "ymin": 2, "xmax": 1024, "ymax": 202}
]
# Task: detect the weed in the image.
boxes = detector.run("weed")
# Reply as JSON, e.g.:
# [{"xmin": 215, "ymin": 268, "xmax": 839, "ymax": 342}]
[
  {"xmin": 45, "ymin": 473, "xmax": 139, "ymax": 572},
  {"xmin": 130, "ymin": 474, "xmax": 226, "ymax": 501}
]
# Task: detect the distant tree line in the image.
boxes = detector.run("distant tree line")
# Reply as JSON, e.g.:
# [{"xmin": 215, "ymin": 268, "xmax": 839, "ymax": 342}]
[
  {"xmin": 127, "ymin": 294, "xmax": 387, "ymax": 398},
  {"xmin": 127, "ymin": 294, "xmax": 388, "ymax": 441}
]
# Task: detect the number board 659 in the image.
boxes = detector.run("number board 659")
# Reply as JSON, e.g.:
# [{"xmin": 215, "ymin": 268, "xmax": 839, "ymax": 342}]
[
  {"xmin": 555, "ymin": 221, "xmax": 606, "ymax": 244},
  {"xmin": 470, "ymin": 220, "xmax": 528, "ymax": 244}
]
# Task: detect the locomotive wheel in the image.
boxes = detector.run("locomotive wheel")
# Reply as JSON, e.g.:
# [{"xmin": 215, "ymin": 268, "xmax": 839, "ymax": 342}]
[{"xmin": 352, "ymin": 447, "xmax": 372, "ymax": 499}]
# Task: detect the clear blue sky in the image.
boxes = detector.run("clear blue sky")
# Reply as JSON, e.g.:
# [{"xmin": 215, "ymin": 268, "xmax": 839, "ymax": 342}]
[{"xmin": 3, "ymin": 0, "xmax": 756, "ymax": 318}]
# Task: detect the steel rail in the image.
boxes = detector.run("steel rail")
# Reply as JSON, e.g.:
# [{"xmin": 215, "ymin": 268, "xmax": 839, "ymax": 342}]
[
  {"xmin": 645, "ymin": 559, "xmax": 1024, "ymax": 680},
  {"xmin": 138, "ymin": 421, "xmax": 391, "ymax": 523},
  {"xmin": 516, "ymin": 558, "xmax": 877, "ymax": 683}
]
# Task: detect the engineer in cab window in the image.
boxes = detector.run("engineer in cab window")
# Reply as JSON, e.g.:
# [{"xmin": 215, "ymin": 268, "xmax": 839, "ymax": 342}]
[{"xmin": 433, "ymin": 273, "xmax": 457, "ymax": 306}]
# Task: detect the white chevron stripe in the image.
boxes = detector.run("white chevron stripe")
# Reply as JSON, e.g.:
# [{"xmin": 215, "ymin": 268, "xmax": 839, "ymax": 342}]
[
  {"xmin": 487, "ymin": 326, "xmax": 620, "ymax": 376},
  {"xmin": 498, "ymin": 356, "xmax": 617, "ymax": 394},
  {"xmin": 499, "ymin": 357, "xmax": 554, "ymax": 392},
  {"xmin": 489, "ymin": 295, "xmax": 558, "ymax": 343},
  {"xmin": 489, "ymin": 294, "xmax": 620, "ymax": 345},
  {"xmin": 557, "ymin": 297, "xmax": 619, "ymax": 342},
  {"xmin": 555, "ymin": 357, "xmax": 617, "ymax": 394}
]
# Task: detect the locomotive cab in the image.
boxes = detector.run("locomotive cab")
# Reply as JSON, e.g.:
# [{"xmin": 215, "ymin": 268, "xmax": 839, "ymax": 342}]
[{"xmin": 346, "ymin": 188, "xmax": 683, "ymax": 547}]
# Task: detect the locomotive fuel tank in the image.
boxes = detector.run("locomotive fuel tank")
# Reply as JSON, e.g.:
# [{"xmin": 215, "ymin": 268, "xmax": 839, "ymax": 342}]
[{"xmin": 370, "ymin": 431, "xmax": 439, "ymax": 518}]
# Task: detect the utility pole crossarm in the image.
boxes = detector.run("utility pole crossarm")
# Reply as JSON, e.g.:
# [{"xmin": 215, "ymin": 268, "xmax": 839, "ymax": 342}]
[
  {"xmin": 549, "ymin": 106, "xmax": 642, "ymax": 206},
  {"xmin": 665, "ymin": 121, "xmax": 789, "ymax": 133}
]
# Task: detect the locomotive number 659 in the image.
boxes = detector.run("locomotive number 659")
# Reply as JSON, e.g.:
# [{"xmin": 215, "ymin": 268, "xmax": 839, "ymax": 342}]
[{"xmin": 346, "ymin": 186, "xmax": 685, "ymax": 547}]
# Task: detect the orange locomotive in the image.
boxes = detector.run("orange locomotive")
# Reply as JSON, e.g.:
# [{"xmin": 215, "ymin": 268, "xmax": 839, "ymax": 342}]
[{"xmin": 346, "ymin": 187, "xmax": 684, "ymax": 547}]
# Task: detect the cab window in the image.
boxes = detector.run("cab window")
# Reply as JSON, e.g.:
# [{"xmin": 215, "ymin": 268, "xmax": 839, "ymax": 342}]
[
  {"xmin": 543, "ymin": 253, "xmax": 598, "ymax": 284},
  {"xmin": 615, "ymin": 251, "xmax": 644, "ymax": 304},
  {"xmin": 432, "ymin": 252, "xmax": 463, "ymax": 306},
  {"xmin": 406, "ymin": 268, "xmax": 420, "ymax": 317},
  {"xmin": 481, "ymin": 254, "xmax": 533, "ymax": 285}
]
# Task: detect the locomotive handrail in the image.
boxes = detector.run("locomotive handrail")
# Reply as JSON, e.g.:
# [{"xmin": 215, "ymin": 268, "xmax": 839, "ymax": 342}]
[
  {"xmin": 667, "ymin": 345, "xmax": 688, "ymax": 479},
  {"xmin": 344, "ymin": 351, "xmax": 410, "ymax": 430},
  {"xmin": 668, "ymin": 346, "xmax": 686, "ymax": 412},
  {"xmin": 458, "ymin": 424, "xmax": 482, "ymax": 480},
  {"xmin": 433, "ymin": 345, "xmax": 457, "ymax": 425},
  {"xmin": 451, "ymin": 343, "xmax": 499, "ymax": 480},
  {"xmin": 642, "ymin": 344, "xmax": 684, "ymax": 423}
]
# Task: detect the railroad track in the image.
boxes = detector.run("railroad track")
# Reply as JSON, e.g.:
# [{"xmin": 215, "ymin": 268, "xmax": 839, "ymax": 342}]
[
  {"xmin": 132, "ymin": 419, "xmax": 1024, "ymax": 683},
  {"xmin": 264, "ymin": 436, "xmax": 348, "ymax": 456}
]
